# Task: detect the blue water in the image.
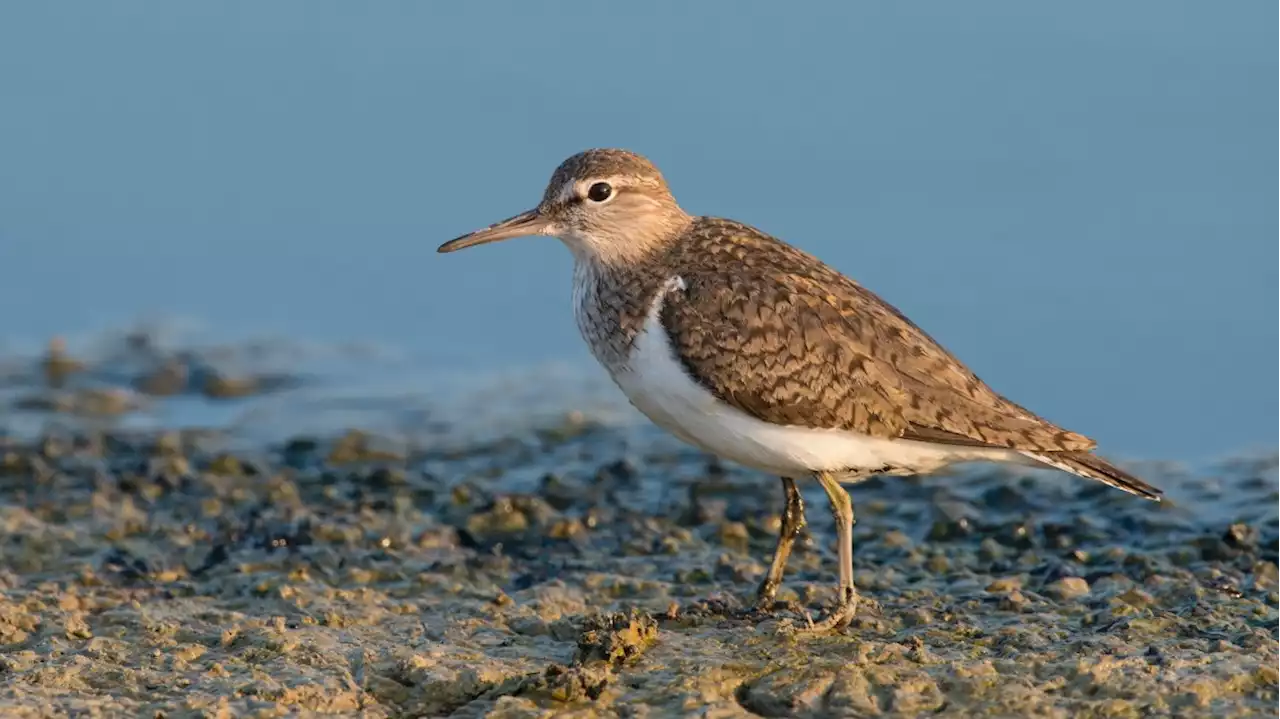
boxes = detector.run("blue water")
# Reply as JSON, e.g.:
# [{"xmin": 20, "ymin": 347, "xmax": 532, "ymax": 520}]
[{"xmin": 0, "ymin": 2, "xmax": 1274, "ymax": 460}]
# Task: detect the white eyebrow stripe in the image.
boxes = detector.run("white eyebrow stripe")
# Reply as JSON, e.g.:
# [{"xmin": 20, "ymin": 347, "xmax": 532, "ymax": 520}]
[{"xmin": 558, "ymin": 175, "xmax": 633, "ymax": 204}]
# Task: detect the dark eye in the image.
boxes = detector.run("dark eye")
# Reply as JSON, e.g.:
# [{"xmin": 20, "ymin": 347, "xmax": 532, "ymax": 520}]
[{"xmin": 586, "ymin": 182, "xmax": 613, "ymax": 202}]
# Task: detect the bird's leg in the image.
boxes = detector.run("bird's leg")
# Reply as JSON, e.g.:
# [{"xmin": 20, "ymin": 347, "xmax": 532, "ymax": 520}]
[
  {"xmin": 799, "ymin": 471, "xmax": 858, "ymax": 633},
  {"xmin": 754, "ymin": 476, "xmax": 806, "ymax": 611}
]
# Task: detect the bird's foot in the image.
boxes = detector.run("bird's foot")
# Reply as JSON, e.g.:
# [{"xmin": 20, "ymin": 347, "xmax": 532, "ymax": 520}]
[{"xmin": 793, "ymin": 589, "xmax": 858, "ymax": 635}]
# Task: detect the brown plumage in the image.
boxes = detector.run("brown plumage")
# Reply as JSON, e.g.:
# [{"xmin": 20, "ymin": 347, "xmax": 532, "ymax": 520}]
[
  {"xmin": 651, "ymin": 217, "xmax": 1160, "ymax": 500},
  {"xmin": 439, "ymin": 147, "xmax": 1162, "ymax": 631}
]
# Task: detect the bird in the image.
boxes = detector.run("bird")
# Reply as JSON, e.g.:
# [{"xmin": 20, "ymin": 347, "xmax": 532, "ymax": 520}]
[{"xmin": 438, "ymin": 148, "xmax": 1161, "ymax": 632}]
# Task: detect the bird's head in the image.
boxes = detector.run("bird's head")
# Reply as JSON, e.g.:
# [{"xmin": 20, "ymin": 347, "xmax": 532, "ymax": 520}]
[{"xmin": 438, "ymin": 148, "xmax": 692, "ymax": 264}]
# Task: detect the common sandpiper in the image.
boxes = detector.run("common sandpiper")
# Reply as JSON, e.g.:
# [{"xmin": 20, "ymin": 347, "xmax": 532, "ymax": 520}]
[{"xmin": 438, "ymin": 148, "xmax": 1161, "ymax": 632}]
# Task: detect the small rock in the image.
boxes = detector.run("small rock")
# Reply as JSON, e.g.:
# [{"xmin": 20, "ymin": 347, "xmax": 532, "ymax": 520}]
[
  {"xmin": 924, "ymin": 554, "xmax": 950, "ymax": 574},
  {"xmin": 882, "ymin": 529, "xmax": 913, "ymax": 550},
  {"xmin": 134, "ymin": 359, "xmax": 190, "ymax": 396},
  {"xmin": 1252, "ymin": 561, "xmax": 1278, "ymax": 588},
  {"xmin": 547, "ymin": 518, "xmax": 585, "ymax": 540},
  {"xmin": 206, "ymin": 454, "xmax": 243, "ymax": 476},
  {"xmin": 718, "ymin": 521, "xmax": 749, "ymax": 552},
  {"xmin": 928, "ymin": 517, "xmax": 974, "ymax": 541},
  {"xmin": 202, "ymin": 372, "xmax": 259, "ymax": 399},
  {"xmin": 594, "ymin": 459, "xmax": 635, "ymax": 484},
  {"xmin": 540, "ymin": 473, "xmax": 581, "ymax": 511},
  {"xmin": 1046, "ymin": 576, "xmax": 1090, "ymax": 601},
  {"xmin": 465, "ymin": 498, "xmax": 532, "ymax": 541},
  {"xmin": 986, "ymin": 577, "xmax": 1022, "ymax": 593},
  {"xmin": 1115, "ymin": 587, "xmax": 1154, "ymax": 608},
  {"xmin": 1223, "ymin": 523, "xmax": 1260, "ymax": 550},
  {"xmin": 999, "ymin": 590, "xmax": 1029, "ymax": 611},
  {"xmin": 996, "ymin": 521, "xmax": 1035, "ymax": 549},
  {"xmin": 1041, "ymin": 522, "xmax": 1077, "ymax": 549},
  {"xmin": 978, "ymin": 537, "xmax": 1006, "ymax": 561},
  {"xmin": 902, "ymin": 608, "xmax": 934, "ymax": 626},
  {"xmin": 326, "ymin": 430, "xmax": 406, "ymax": 464}
]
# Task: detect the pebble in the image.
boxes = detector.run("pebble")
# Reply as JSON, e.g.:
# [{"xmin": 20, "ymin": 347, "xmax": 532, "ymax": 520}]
[
  {"xmin": 986, "ymin": 577, "xmax": 1022, "ymax": 593},
  {"xmin": 1046, "ymin": 576, "xmax": 1091, "ymax": 601}
]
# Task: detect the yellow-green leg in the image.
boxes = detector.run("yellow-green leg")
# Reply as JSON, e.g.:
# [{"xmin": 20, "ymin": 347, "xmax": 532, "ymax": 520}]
[
  {"xmin": 754, "ymin": 476, "xmax": 806, "ymax": 609},
  {"xmin": 800, "ymin": 471, "xmax": 858, "ymax": 632}
]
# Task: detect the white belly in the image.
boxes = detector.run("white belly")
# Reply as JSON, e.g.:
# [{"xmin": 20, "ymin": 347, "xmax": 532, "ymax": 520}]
[{"xmin": 608, "ymin": 276, "xmax": 1020, "ymax": 479}]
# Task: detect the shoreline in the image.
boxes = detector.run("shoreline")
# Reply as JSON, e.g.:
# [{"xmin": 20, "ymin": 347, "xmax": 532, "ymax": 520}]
[
  {"xmin": 0, "ymin": 332, "xmax": 1275, "ymax": 716},
  {"xmin": 0, "ymin": 419, "xmax": 1274, "ymax": 717}
]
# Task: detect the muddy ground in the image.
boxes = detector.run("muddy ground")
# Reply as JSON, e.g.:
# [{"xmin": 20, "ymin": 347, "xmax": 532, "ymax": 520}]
[{"xmin": 0, "ymin": 335, "xmax": 1275, "ymax": 717}]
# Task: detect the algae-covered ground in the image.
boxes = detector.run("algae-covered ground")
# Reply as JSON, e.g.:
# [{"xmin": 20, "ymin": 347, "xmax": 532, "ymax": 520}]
[{"xmin": 0, "ymin": 334, "xmax": 1276, "ymax": 717}]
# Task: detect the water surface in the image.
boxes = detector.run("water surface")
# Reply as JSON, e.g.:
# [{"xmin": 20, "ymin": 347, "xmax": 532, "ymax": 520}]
[{"xmin": 0, "ymin": 1, "xmax": 1274, "ymax": 460}]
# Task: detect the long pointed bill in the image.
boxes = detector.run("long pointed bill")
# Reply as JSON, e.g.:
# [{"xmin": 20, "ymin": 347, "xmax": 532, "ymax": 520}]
[{"xmin": 437, "ymin": 209, "xmax": 548, "ymax": 253}]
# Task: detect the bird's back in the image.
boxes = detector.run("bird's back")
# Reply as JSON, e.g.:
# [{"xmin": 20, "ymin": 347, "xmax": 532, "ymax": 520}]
[{"xmin": 654, "ymin": 216, "xmax": 1097, "ymax": 453}]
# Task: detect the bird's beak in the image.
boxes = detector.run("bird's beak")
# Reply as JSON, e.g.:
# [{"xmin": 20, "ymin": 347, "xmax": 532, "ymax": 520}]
[{"xmin": 437, "ymin": 209, "xmax": 549, "ymax": 253}]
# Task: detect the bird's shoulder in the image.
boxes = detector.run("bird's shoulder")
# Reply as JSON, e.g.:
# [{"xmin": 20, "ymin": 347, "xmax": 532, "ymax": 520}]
[{"xmin": 653, "ymin": 217, "xmax": 1096, "ymax": 452}]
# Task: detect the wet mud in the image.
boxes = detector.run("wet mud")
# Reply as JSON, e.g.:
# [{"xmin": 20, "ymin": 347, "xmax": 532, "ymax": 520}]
[{"xmin": 0, "ymin": 334, "xmax": 1275, "ymax": 717}]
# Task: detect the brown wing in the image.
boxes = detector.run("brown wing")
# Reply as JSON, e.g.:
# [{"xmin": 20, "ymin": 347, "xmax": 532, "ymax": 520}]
[{"xmin": 658, "ymin": 220, "xmax": 1096, "ymax": 453}]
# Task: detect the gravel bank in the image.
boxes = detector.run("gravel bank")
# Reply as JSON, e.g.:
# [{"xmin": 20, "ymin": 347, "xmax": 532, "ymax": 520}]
[{"xmin": 0, "ymin": 336, "xmax": 1275, "ymax": 717}]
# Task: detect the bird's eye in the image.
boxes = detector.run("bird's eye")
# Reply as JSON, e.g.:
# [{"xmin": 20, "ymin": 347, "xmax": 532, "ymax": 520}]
[{"xmin": 586, "ymin": 182, "xmax": 613, "ymax": 202}]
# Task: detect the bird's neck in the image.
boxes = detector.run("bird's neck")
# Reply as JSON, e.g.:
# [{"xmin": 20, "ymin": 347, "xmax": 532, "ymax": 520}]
[{"xmin": 571, "ymin": 248, "xmax": 676, "ymax": 371}]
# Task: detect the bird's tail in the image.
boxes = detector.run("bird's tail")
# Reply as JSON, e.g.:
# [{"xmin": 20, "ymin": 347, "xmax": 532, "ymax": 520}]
[{"xmin": 1021, "ymin": 450, "xmax": 1162, "ymax": 501}]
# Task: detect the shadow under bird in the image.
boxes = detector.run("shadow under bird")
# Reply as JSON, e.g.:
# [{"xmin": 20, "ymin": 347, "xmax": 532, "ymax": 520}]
[{"xmin": 439, "ymin": 148, "xmax": 1162, "ymax": 632}]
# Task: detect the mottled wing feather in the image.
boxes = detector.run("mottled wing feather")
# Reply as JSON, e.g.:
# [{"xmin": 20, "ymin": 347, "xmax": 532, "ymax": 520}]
[
  {"xmin": 657, "ymin": 219, "xmax": 1096, "ymax": 453},
  {"xmin": 659, "ymin": 274, "xmax": 909, "ymax": 438}
]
